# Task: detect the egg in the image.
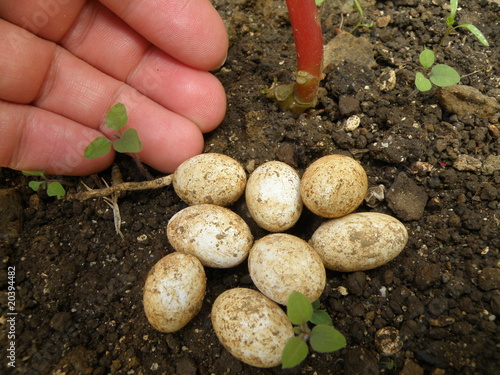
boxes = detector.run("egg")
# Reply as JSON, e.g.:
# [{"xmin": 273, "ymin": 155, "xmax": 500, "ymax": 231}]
[
  {"xmin": 173, "ymin": 153, "xmax": 247, "ymax": 206},
  {"xmin": 143, "ymin": 252, "xmax": 206, "ymax": 333},
  {"xmin": 248, "ymin": 233, "xmax": 326, "ymax": 305},
  {"xmin": 167, "ymin": 204, "xmax": 253, "ymax": 268},
  {"xmin": 300, "ymin": 154, "xmax": 368, "ymax": 218},
  {"xmin": 245, "ymin": 161, "xmax": 302, "ymax": 232},
  {"xmin": 211, "ymin": 288, "xmax": 294, "ymax": 368},
  {"xmin": 309, "ymin": 212, "xmax": 408, "ymax": 272}
]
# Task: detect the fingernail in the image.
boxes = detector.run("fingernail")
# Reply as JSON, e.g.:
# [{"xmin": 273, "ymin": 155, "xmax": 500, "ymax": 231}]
[{"xmin": 211, "ymin": 51, "xmax": 228, "ymax": 72}]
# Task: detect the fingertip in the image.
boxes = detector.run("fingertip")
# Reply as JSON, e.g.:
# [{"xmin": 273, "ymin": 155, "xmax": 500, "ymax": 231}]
[
  {"xmin": 101, "ymin": 0, "xmax": 229, "ymax": 71},
  {"xmin": 128, "ymin": 49, "xmax": 226, "ymax": 134},
  {"xmin": 46, "ymin": 149, "xmax": 116, "ymax": 176},
  {"xmin": 27, "ymin": 122, "xmax": 116, "ymax": 176},
  {"xmin": 124, "ymin": 107, "xmax": 205, "ymax": 174},
  {"xmin": 203, "ymin": 30, "xmax": 229, "ymax": 72},
  {"xmin": 137, "ymin": 124, "xmax": 205, "ymax": 174},
  {"xmin": 0, "ymin": 102, "xmax": 115, "ymax": 176},
  {"xmin": 173, "ymin": 70, "xmax": 227, "ymax": 134},
  {"xmin": 196, "ymin": 75, "xmax": 227, "ymax": 134}
]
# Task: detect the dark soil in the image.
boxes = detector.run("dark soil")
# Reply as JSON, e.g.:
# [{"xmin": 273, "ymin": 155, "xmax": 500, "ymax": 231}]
[{"xmin": 1, "ymin": 0, "xmax": 499, "ymax": 374}]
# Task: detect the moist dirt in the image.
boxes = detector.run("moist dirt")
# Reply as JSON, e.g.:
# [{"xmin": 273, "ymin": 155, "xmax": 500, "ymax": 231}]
[{"xmin": 1, "ymin": 0, "xmax": 499, "ymax": 374}]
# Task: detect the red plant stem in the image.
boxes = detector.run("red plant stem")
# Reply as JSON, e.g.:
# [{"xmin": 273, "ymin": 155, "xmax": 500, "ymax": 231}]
[{"xmin": 285, "ymin": 0, "xmax": 324, "ymax": 104}]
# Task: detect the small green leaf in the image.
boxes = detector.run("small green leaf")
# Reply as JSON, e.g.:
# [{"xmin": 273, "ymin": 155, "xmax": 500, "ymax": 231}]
[
  {"xmin": 311, "ymin": 310, "xmax": 333, "ymax": 326},
  {"xmin": 429, "ymin": 64, "xmax": 461, "ymax": 87},
  {"xmin": 113, "ymin": 128, "xmax": 142, "ymax": 153},
  {"xmin": 22, "ymin": 170, "xmax": 45, "ymax": 176},
  {"xmin": 84, "ymin": 136, "xmax": 112, "ymax": 159},
  {"xmin": 47, "ymin": 182, "xmax": 66, "ymax": 199},
  {"xmin": 415, "ymin": 73, "xmax": 432, "ymax": 92},
  {"xmin": 312, "ymin": 299, "xmax": 321, "ymax": 310},
  {"xmin": 419, "ymin": 48, "xmax": 435, "ymax": 69},
  {"xmin": 105, "ymin": 103, "xmax": 128, "ymax": 131},
  {"xmin": 447, "ymin": 0, "xmax": 458, "ymax": 25},
  {"xmin": 287, "ymin": 291, "xmax": 313, "ymax": 325},
  {"xmin": 282, "ymin": 337, "xmax": 309, "ymax": 369},
  {"xmin": 315, "ymin": 0, "xmax": 325, "ymax": 5},
  {"xmin": 455, "ymin": 24, "xmax": 489, "ymax": 46},
  {"xmin": 310, "ymin": 325, "xmax": 347, "ymax": 353},
  {"xmin": 28, "ymin": 181, "xmax": 45, "ymax": 192},
  {"xmin": 354, "ymin": 0, "xmax": 364, "ymax": 18}
]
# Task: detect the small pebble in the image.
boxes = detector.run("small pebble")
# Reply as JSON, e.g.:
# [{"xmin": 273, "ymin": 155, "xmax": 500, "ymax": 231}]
[
  {"xmin": 427, "ymin": 297, "xmax": 449, "ymax": 317},
  {"xmin": 453, "ymin": 155, "xmax": 482, "ymax": 172},
  {"xmin": 386, "ymin": 172, "xmax": 428, "ymax": 221},
  {"xmin": 478, "ymin": 267, "xmax": 500, "ymax": 291},
  {"xmin": 346, "ymin": 272, "xmax": 367, "ymax": 296},
  {"xmin": 375, "ymin": 327, "xmax": 403, "ymax": 355},
  {"xmin": 415, "ymin": 264, "xmax": 441, "ymax": 290},
  {"xmin": 338, "ymin": 96, "xmax": 360, "ymax": 116}
]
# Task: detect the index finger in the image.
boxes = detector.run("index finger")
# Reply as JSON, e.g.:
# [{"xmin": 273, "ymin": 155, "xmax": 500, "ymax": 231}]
[{"xmin": 100, "ymin": 0, "xmax": 228, "ymax": 71}]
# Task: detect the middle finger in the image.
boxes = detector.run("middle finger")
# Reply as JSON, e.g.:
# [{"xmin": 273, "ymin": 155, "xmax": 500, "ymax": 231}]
[{"xmin": 60, "ymin": 1, "xmax": 226, "ymax": 133}]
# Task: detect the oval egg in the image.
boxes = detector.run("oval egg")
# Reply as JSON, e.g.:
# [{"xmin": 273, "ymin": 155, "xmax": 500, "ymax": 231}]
[
  {"xmin": 309, "ymin": 212, "xmax": 408, "ymax": 272},
  {"xmin": 248, "ymin": 233, "xmax": 326, "ymax": 305},
  {"xmin": 300, "ymin": 154, "xmax": 368, "ymax": 218},
  {"xmin": 143, "ymin": 252, "xmax": 206, "ymax": 333},
  {"xmin": 173, "ymin": 153, "xmax": 247, "ymax": 206},
  {"xmin": 167, "ymin": 204, "xmax": 253, "ymax": 268},
  {"xmin": 245, "ymin": 161, "xmax": 302, "ymax": 232},
  {"xmin": 211, "ymin": 288, "xmax": 294, "ymax": 368}
]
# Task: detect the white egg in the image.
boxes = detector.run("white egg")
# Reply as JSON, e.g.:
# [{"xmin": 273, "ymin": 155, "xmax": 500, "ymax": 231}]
[
  {"xmin": 211, "ymin": 288, "xmax": 294, "ymax": 368},
  {"xmin": 143, "ymin": 252, "xmax": 206, "ymax": 333},
  {"xmin": 245, "ymin": 161, "xmax": 302, "ymax": 232},
  {"xmin": 167, "ymin": 204, "xmax": 253, "ymax": 268},
  {"xmin": 309, "ymin": 212, "xmax": 408, "ymax": 272},
  {"xmin": 300, "ymin": 154, "xmax": 368, "ymax": 218},
  {"xmin": 248, "ymin": 233, "xmax": 326, "ymax": 305},
  {"xmin": 173, "ymin": 153, "xmax": 247, "ymax": 206}
]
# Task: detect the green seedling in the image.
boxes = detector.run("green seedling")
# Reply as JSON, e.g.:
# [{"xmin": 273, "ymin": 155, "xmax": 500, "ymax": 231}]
[
  {"xmin": 439, "ymin": 0, "xmax": 489, "ymax": 50},
  {"xmin": 317, "ymin": 0, "xmax": 373, "ymax": 33},
  {"xmin": 350, "ymin": 0, "xmax": 374, "ymax": 33},
  {"xmin": 282, "ymin": 291, "xmax": 346, "ymax": 369},
  {"xmin": 84, "ymin": 103, "xmax": 142, "ymax": 159},
  {"xmin": 382, "ymin": 358, "xmax": 398, "ymax": 372},
  {"xmin": 414, "ymin": 0, "xmax": 489, "ymax": 92},
  {"xmin": 22, "ymin": 171, "xmax": 66, "ymax": 199},
  {"xmin": 415, "ymin": 47, "xmax": 461, "ymax": 91}
]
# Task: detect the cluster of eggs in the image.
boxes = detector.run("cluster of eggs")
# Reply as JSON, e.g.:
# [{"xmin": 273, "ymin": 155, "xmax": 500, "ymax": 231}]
[{"xmin": 143, "ymin": 153, "xmax": 408, "ymax": 367}]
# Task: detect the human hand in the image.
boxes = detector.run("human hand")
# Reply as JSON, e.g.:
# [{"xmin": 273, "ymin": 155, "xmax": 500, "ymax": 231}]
[{"xmin": 0, "ymin": 0, "xmax": 228, "ymax": 175}]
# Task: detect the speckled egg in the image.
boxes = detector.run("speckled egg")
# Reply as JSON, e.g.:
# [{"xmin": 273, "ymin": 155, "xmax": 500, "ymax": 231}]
[
  {"xmin": 248, "ymin": 233, "xmax": 326, "ymax": 305},
  {"xmin": 245, "ymin": 161, "xmax": 302, "ymax": 232},
  {"xmin": 300, "ymin": 154, "xmax": 368, "ymax": 218},
  {"xmin": 143, "ymin": 252, "xmax": 206, "ymax": 333},
  {"xmin": 173, "ymin": 153, "xmax": 247, "ymax": 206},
  {"xmin": 211, "ymin": 288, "xmax": 294, "ymax": 368},
  {"xmin": 309, "ymin": 212, "xmax": 408, "ymax": 272},
  {"xmin": 167, "ymin": 204, "xmax": 253, "ymax": 268}
]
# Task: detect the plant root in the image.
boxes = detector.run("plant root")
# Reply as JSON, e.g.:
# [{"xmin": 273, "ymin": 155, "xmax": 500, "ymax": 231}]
[{"xmin": 66, "ymin": 175, "xmax": 173, "ymax": 201}]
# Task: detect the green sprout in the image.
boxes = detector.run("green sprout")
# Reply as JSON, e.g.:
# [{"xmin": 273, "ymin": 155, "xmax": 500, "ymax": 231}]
[
  {"xmin": 382, "ymin": 358, "xmax": 398, "ymax": 372},
  {"xmin": 282, "ymin": 291, "xmax": 346, "ymax": 369},
  {"xmin": 317, "ymin": 0, "xmax": 373, "ymax": 33},
  {"xmin": 414, "ymin": 47, "xmax": 461, "ymax": 91},
  {"xmin": 350, "ymin": 0, "xmax": 374, "ymax": 33},
  {"xmin": 22, "ymin": 171, "xmax": 66, "ymax": 199},
  {"xmin": 414, "ymin": 0, "xmax": 489, "ymax": 92},
  {"xmin": 440, "ymin": 0, "xmax": 489, "ymax": 50},
  {"xmin": 84, "ymin": 103, "xmax": 142, "ymax": 159}
]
